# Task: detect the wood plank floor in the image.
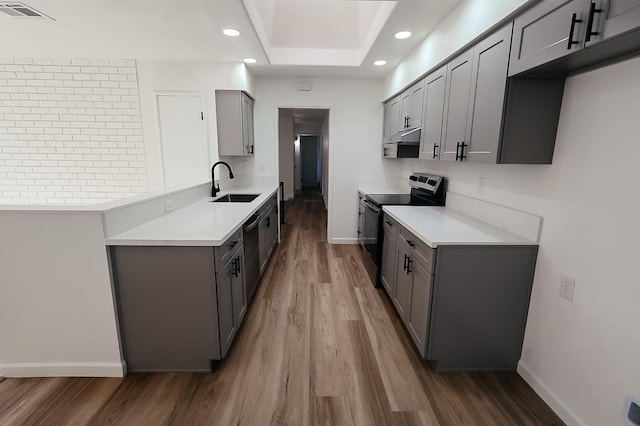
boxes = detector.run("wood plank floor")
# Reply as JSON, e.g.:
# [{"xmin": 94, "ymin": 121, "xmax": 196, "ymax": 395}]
[{"xmin": 0, "ymin": 189, "xmax": 564, "ymax": 425}]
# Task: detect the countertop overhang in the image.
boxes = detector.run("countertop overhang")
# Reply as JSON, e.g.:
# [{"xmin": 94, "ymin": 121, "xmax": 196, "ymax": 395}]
[{"xmin": 106, "ymin": 183, "xmax": 279, "ymax": 247}]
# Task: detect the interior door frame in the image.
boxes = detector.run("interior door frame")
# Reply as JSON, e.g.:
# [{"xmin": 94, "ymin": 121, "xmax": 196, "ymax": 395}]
[
  {"xmin": 154, "ymin": 90, "xmax": 210, "ymax": 189},
  {"xmin": 275, "ymin": 106, "xmax": 333, "ymax": 243}
]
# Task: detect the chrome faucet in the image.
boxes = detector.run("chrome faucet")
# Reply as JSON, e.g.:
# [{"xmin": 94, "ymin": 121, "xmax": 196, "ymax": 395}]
[{"xmin": 211, "ymin": 161, "xmax": 234, "ymax": 197}]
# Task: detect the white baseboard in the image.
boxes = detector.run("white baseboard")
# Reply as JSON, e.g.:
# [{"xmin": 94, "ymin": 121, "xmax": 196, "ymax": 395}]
[
  {"xmin": 0, "ymin": 361, "xmax": 126, "ymax": 378},
  {"xmin": 330, "ymin": 238, "xmax": 358, "ymax": 244},
  {"xmin": 518, "ymin": 361, "xmax": 586, "ymax": 426}
]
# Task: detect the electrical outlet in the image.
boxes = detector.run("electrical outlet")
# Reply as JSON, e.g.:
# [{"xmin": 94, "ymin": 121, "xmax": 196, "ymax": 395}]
[
  {"xmin": 478, "ymin": 177, "xmax": 486, "ymax": 195},
  {"xmin": 164, "ymin": 199, "xmax": 175, "ymax": 213},
  {"xmin": 559, "ymin": 275, "xmax": 575, "ymax": 301}
]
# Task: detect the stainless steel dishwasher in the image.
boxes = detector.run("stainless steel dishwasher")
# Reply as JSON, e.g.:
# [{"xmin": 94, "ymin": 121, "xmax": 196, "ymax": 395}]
[{"xmin": 243, "ymin": 213, "xmax": 261, "ymax": 303}]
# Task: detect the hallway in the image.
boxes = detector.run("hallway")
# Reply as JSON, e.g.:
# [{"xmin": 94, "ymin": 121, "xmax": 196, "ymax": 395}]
[{"xmin": 0, "ymin": 192, "xmax": 562, "ymax": 425}]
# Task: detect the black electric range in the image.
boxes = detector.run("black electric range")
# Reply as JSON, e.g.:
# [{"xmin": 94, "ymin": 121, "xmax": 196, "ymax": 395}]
[{"xmin": 361, "ymin": 173, "xmax": 446, "ymax": 287}]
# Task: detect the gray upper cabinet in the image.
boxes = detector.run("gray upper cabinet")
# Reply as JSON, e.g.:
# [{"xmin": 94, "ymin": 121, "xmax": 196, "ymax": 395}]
[
  {"xmin": 398, "ymin": 80, "xmax": 425, "ymax": 131},
  {"xmin": 440, "ymin": 49, "xmax": 473, "ymax": 162},
  {"xmin": 216, "ymin": 90, "xmax": 255, "ymax": 156},
  {"xmin": 465, "ymin": 24, "xmax": 512, "ymax": 163},
  {"xmin": 598, "ymin": 0, "xmax": 640, "ymax": 42},
  {"xmin": 383, "ymin": 96, "xmax": 400, "ymax": 140},
  {"xmin": 509, "ymin": 0, "xmax": 591, "ymax": 76},
  {"xmin": 419, "ymin": 66, "xmax": 447, "ymax": 161}
]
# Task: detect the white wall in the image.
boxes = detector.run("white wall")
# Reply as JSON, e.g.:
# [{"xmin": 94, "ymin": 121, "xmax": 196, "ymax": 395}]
[
  {"xmin": 0, "ymin": 210, "xmax": 124, "ymax": 377},
  {"xmin": 136, "ymin": 61, "xmax": 253, "ymax": 191},
  {"xmin": 401, "ymin": 55, "xmax": 640, "ymax": 426},
  {"xmin": 278, "ymin": 109, "xmax": 295, "ymax": 199},
  {"xmin": 0, "ymin": 58, "xmax": 147, "ymax": 204},
  {"xmin": 249, "ymin": 77, "xmax": 403, "ymax": 242}
]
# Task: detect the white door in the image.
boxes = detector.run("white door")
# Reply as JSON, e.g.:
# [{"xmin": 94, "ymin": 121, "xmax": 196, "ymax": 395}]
[{"xmin": 157, "ymin": 93, "xmax": 208, "ymax": 189}]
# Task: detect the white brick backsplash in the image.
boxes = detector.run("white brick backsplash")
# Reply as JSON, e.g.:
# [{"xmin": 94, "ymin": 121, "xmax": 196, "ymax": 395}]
[{"xmin": 0, "ymin": 58, "xmax": 147, "ymax": 204}]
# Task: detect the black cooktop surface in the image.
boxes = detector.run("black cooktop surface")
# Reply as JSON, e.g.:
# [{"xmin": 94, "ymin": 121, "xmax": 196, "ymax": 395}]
[{"xmin": 365, "ymin": 193, "xmax": 412, "ymax": 207}]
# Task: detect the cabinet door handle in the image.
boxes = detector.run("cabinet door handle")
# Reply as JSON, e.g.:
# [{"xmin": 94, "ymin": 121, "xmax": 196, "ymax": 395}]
[
  {"xmin": 458, "ymin": 142, "xmax": 467, "ymax": 161},
  {"xmin": 403, "ymin": 254, "xmax": 408, "ymax": 272},
  {"xmin": 433, "ymin": 143, "xmax": 438, "ymax": 159},
  {"xmin": 567, "ymin": 13, "xmax": 583, "ymax": 49},
  {"xmin": 232, "ymin": 257, "xmax": 240, "ymax": 277},
  {"xmin": 585, "ymin": 2, "xmax": 602, "ymax": 42},
  {"xmin": 406, "ymin": 257, "xmax": 413, "ymax": 274},
  {"xmin": 406, "ymin": 116, "xmax": 411, "ymax": 128},
  {"xmin": 455, "ymin": 142, "xmax": 461, "ymax": 160},
  {"xmin": 266, "ymin": 216, "xmax": 270, "ymax": 227}
]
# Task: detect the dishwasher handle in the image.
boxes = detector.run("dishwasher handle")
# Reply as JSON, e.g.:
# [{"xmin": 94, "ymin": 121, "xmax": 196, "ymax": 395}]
[{"xmin": 244, "ymin": 213, "xmax": 260, "ymax": 231}]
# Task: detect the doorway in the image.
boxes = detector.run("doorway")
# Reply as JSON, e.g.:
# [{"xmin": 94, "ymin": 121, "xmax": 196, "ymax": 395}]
[
  {"xmin": 278, "ymin": 108, "xmax": 329, "ymax": 204},
  {"xmin": 300, "ymin": 135, "xmax": 320, "ymax": 189},
  {"xmin": 156, "ymin": 92, "xmax": 208, "ymax": 189}
]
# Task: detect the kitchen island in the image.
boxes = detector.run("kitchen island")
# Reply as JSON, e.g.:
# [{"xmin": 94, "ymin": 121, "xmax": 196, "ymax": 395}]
[
  {"xmin": 0, "ymin": 178, "xmax": 278, "ymax": 377},
  {"xmin": 107, "ymin": 182, "xmax": 279, "ymax": 372}
]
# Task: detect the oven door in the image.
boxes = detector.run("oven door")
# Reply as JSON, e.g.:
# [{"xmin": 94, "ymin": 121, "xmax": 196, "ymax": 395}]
[{"xmin": 363, "ymin": 199, "xmax": 381, "ymax": 264}]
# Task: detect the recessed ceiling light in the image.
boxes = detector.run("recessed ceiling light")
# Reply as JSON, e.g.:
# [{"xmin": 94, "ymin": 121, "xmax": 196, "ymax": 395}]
[
  {"xmin": 223, "ymin": 28, "xmax": 241, "ymax": 37},
  {"xmin": 374, "ymin": 60, "xmax": 387, "ymax": 66},
  {"xmin": 394, "ymin": 31, "xmax": 412, "ymax": 40},
  {"xmin": 244, "ymin": 58, "xmax": 257, "ymax": 64}
]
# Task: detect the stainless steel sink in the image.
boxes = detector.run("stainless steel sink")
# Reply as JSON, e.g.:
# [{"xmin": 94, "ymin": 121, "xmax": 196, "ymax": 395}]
[{"xmin": 211, "ymin": 194, "xmax": 261, "ymax": 203}]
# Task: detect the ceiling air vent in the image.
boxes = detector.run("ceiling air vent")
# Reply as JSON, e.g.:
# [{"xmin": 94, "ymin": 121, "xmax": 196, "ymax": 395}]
[{"xmin": 0, "ymin": 3, "xmax": 52, "ymax": 19}]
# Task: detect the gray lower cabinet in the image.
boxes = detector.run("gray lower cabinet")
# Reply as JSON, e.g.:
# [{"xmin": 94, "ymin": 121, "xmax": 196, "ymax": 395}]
[
  {"xmin": 216, "ymin": 243, "xmax": 246, "ymax": 358},
  {"xmin": 419, "ymin": 66, "xmax": 447, "ymax": 161},
  {"xmin": 215, "ymin": 90, "xmax": 255, "ymax": 156},
  {"xmin": 380, "ymin": 214, "xmax": 398, "ymax": 296},
  {"xmin": 259, "ymin": 195, "xmax": 279, "ymax": 275},
  {"xmin": 381, "ymin": 219, "xmax": 538, "ymax": 371},
  {"xmin": 357, "ymin": 192, "xmax": 365, "ymax": 247},
  {"xmin": 111, "ymin": 230, "xmax": 247, "ymax": 371}
]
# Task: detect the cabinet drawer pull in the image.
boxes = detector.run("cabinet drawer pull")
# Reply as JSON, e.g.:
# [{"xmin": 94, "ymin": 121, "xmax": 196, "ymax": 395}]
[
  {"xmin": 585, "ymin": 2, "xmax": 602, "ymax": 42},
  {"xmin": 228, "ymin": 240, "xmax": 238, "ymax": 250},
  {"xmin": 384, "ymin": 220, "xmax": 393, "ymax": 227},
  {"xmin": 404, "ymin": 238, "xmax": 415, "ymax": 247},
  {"xmin": 567, "ymin": 13, "xmax": 582, "ymax": 49}
]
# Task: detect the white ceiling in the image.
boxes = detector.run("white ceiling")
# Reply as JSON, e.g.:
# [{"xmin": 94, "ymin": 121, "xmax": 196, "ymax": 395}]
[{"xmin": 0, "ymin": 0, "xmax": 463, "ymax": 79}]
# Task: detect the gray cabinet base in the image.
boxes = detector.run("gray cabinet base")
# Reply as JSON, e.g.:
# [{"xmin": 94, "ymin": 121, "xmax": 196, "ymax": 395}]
[
  {"xmin": 428, "ymin": 246, "xmax": 538, "ymax": 371},
  {"xmin": 111, "ymin": 246, "xmax": 220, "ymax": 372}
]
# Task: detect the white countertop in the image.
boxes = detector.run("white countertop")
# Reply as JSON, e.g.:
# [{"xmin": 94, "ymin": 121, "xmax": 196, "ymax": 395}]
[
  {"xmin": 106, "ymin": 183, "xmax": 279, "ymax": 247},
  {"xmin": 383, "ymin": 205, "xmax": 537, "ymax": 248}
]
